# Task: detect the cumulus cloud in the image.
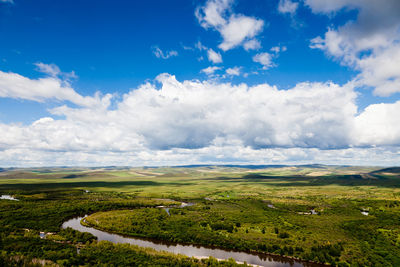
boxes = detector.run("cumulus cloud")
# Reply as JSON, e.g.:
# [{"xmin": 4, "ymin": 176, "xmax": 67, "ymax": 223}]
[
  {"xmin": 218, "ymin": 16, "xmax": 264, "ymax": 51},
  {"xmin": 152, "ymin": 46, "xmax": 178, "ymax": 59},
  {"xmin": 355, "ymin": 44, "xmax": 400, "ymax": 96},
  {"xmin": 196, "ymin": 0, "xmax": 231, "ymax": 29},
  {"xmin": 253, "ymin": 52, "xmax": 274, "ymax": 69},
  {"xmin": 225, "ymin": 66, "xmax": 241, "ymax": 76},
  {"xmin": 207, "ymin": 48, "xmax": 223, "ymax": 63},
  {"xmin": 0, "ymin": 70, "xmax": 107, "ymax": 107},
  {"xmin": 201, "ymin": 66, "xmax": 221, "ymax": 75},
  {"xmin": 307, "ymin": 0, "xmax": 400, "ymax": 96},
  {"xmin": 243, "ymin": 39, "xmax": 261, "ymax": 51},
  {"xmin": 278, "ymin": 0, "xmax": 299, "ymax": 15},
  {"xmin": 196, "ymin": 0, "xmax": 264, "ymax": 51},
  {"xmin": 353, "ymin": 100, "xmax": 400, "ymax": 146},
  {"xmin": 0, "ymin": 72, "xmax": 373, "ymax": 151},
  {"xmin": 1, "ymin": 72, "xmax": 400, "ymax": 166}
]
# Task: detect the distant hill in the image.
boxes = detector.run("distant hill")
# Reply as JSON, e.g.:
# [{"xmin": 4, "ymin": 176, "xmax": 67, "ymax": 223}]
[
  {"xmin": 170, "ymin": 164, "xmax": 342, "ymax": 169},
  {"xmin": 170, "ymin": 164, "xmax": 289, "ymax": 169},
  {"xmin": 297, "ymin": 164, "xmax": 328, "ymax": 169},
  {"xmin": 371, "ymin": 167, "xmax": 400, "ymax": 174},
  {"xmin": 171, "ymin": 163, "xmax": 357, "ymax": 169}
]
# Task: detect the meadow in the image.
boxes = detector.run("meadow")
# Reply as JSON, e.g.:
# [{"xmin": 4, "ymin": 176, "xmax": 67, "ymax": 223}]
[{"xmin": 1, "ymin": 165, "xmax": 400, "ymax": 266}]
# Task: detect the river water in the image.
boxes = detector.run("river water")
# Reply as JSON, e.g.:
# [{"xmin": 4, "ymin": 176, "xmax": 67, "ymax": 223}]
[
  {"xmin": 0, "ymin": 195, "xmax": 18, "ymax": 201},
  {"xmin": 62, "ymin": 216, "xmax": 321, "ymax": 267}
]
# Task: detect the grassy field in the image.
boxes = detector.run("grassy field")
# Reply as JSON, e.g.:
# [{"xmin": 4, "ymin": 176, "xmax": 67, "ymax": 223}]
[{"xmin": 1, "ymin": 165, "xmax": 400, "ymax": 266}]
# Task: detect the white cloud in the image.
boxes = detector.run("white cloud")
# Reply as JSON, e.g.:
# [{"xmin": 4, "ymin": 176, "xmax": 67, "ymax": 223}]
[
  {"xmin": 0, "ymin": 70, "xmax": 107, "ymax": 107},
  {"xmin": 182, "ymin": 45, "xmax": 194, "ymax": 51},
  {"xmin": 243, "ymin": 39, "xmax": 261, "ymax": 51},
  {"xmin": 196, "ymin": 0, "xmax": 264, "ymax": 51},
  {"xmin": 207, "ymin": 48, "xmax": 223, "ymax": 63},
  {"xmin": 195, "ymin": 0, "xmax": 232, "ymax": 29},
  {"xmin": 355, "ymin": 44, "xmax": 400, "ymax": 96},
  {"xmin": 1, "ymin": 72, "xmax": 400, "ymax": 166},
  {"xmin": 183, "ymin": 41, "xmax": 208, "ymax": 52},
  {"xmin": 195, "ymin": 41, "xmax": 208, "ymax": 51},
  {"xmin": 0, "ymin": 0, "xmax": 13, "ymax": 3},
  {"xmin": 201, "ymin": 66, "xmax": 221, "ymax": 75},
  {"xmin": 35, "ymin": 62, "xmax": 61, "ymax": 77},
  {"xmin": 218, "ymin": 15, "xmax": 264, "ymax": 51},
  {"xmin": 278, "ymin": 0, "xmax": 299, "ymax": 15},
  {"xmin": 34, "ymin": 62, "xmax": 77, "ymax": 80},
  {"xmin": 0, "ymin": 72, "xmax": 361, "ymax": 152},
  {"xmin": 304, "ymin": 0, "xmax": 353, "ymax": 14},
  {"xmin": 307, "ymin": 0, "xmax": 400, "ymax": 96},
  {"xmin": 1, "ymin": 145, "xmax": 399, "ymax": 167},
  {"xmin": 47, "ymin": 74, "xmax": 359, "ymax": 151},
  {"xmin": 152, "ymin": 46, "xmax": 178, "ymax": 59},
  {"xmin": 353, "ymin": 100, "xmax": 400, "ymax": 146},
  {"xmin": 225, "ymin": 66, "xmax": 241, "ymax": 76},
  {"xmin": 253, "ymin": 52, "xmax": 274, "ymax": 69},
  {"xmin": 270, "ymin": 46, "xmax": 287, "ymax": 53}
]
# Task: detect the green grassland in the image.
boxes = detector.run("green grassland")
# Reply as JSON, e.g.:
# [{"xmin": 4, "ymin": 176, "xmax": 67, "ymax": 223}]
[{"xmin": 1, "ymin": 165, "xmax": 400, "ymax": 266}]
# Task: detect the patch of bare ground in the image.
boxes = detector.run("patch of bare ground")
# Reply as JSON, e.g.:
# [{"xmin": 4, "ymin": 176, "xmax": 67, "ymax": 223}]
[{"xmin": 306, "ymin": 171, "xmax": 331, "ymax": 176}]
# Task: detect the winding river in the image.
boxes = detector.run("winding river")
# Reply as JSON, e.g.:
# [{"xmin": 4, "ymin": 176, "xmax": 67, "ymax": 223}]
[{"xmin": 62, "ymin": 213, "xmax": 322, "ymax": 267}]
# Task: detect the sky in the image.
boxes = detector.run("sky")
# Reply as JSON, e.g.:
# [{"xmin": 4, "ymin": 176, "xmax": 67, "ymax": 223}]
[{"xmin": 0, "ymin": 0, "xmax": 400, "ymax": 167}]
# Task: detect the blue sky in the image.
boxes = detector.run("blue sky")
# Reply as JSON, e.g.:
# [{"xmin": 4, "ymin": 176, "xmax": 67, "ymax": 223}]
[
  {"xmin": 0, "ymin": 0, "xmax": 400, "ymax": 166},
  {"xmin": 1, "ymin": 0, "xmax": 353, "ymax": 93}
]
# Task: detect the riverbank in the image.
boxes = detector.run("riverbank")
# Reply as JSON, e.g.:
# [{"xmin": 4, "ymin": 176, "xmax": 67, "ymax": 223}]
[{"xmin": 63, "ymin": 209, "xmax": 325, "ymax": 267}]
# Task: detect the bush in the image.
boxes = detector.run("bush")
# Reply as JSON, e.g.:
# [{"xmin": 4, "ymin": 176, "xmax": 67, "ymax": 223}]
[{"xmin": 278, "ymin": 232, "xmax": 289, "ymax": 239}]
